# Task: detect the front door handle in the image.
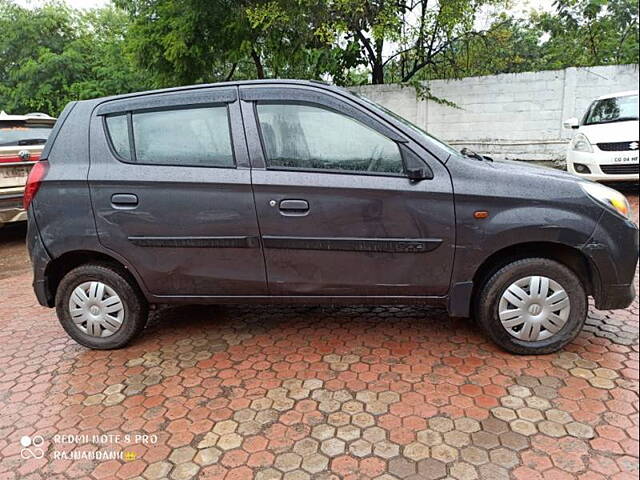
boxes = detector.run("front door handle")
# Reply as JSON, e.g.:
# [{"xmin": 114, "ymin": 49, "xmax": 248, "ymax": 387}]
[
  {"xmin": 279, "ymin": 199, "xmax": 309, "ymax": 211},
  {"xmin": 111, "ymin": 193, "xmax": 138, "ymax": 208},
  {"xmin": 278, "ymin": 199, "xmax": 309, "ymax": 216}
]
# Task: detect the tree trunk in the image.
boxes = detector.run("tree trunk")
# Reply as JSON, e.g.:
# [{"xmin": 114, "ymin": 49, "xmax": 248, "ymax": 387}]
[
  {"xmin": 371, "ymin": 38, "xmax": 385, "ymax": 84},
  {"xmin": 371, "ymin": 62, "xmax": 384, "ymax": 84},
  {"xmin": 251, "ymin": 49, "xmax": 265, "ymax": 79}
]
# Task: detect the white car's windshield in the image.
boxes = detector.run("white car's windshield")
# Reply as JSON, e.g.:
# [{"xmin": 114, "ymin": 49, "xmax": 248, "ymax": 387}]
[
  {"xmin": 354, "ymin": 94, "xmax": 461, "ymax": 158},
  {"xmin": 583, "ymin": 94, "xmax": 639, "ymax": 126}
]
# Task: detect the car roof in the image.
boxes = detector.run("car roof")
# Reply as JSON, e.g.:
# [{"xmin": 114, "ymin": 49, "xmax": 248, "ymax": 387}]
[
  {"xmin": 82, "ymin": 79, "xmax": 347, "ymax": 105},
  {"xmin": 0, "ymin": 110, "xmax": 56, "ymax": 124},
  {"xmin": 595, "ymin": 90, "xmax": 639, "ymax": 100}
]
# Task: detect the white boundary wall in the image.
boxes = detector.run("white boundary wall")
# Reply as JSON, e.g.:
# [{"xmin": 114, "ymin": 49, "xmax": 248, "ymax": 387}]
[{"xmin": 350, "ymin": 64, "xmax": 638, "ymax": 161}]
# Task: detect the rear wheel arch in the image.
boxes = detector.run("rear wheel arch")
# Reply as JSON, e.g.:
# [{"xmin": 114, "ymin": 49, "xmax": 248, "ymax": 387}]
[{"xmin": 45, "ymin": 250, "xmax": 147, "ymax": 306}]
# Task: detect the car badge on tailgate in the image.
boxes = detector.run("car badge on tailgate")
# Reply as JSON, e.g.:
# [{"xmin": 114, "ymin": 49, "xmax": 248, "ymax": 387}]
[{"xmin": 18, "ymin": 150, "xmax": 31, "ymax": 161}]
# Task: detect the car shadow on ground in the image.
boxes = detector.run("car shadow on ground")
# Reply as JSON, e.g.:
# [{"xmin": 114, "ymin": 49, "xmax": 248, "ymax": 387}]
[
  {"xmin": 137, "ymin": 302, "xmax": 482, "ymax": 352},
  {"xmin": 0, "ymin": 221, "xmax": 29, "ymax": 280}
]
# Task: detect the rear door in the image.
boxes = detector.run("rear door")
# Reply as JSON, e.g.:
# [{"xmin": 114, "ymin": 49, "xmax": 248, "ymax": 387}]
[
  {"xmin": 240, "ymin": 85, "xmax": 455, "ymax": 297},
  {"xmin": 88, "ymin": 87, "xmax": 267, "ymax": 296}
]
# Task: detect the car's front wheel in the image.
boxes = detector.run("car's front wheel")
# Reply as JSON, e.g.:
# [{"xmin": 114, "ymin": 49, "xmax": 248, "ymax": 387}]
[
  {"xmin": 476, "ymin": 258, "xmax": 587, "ymax": 354},
  {"xmin": 55, "ymin": 263, "xmax": 148, "ymax": 349}
]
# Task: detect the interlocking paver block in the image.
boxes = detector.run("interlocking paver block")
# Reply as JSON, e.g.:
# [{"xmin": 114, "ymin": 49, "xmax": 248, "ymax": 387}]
[
  {"xmin": 301, "ymin": 452, "xmax": 329, "ymax": 473},
  {"xmin": 429, "ymin": 417, "xmax": 454, "ymax": 433},
  {"xmin": 275, "ymin": 452, "xmax": 302, "ymax": 472},
  {"xmin": 403, "ymin": 441, "xmax": 430, "ymax": 461},
  {"xmin": 417, "ymin": 458, "xmax": 447, "ymax": 479},
  {"xmin": 389, "ymin": 456, "xmax": 417, "ymax": 478},
  {"xmin": 0, "ymin": 247, "xmax": 638, "ymax": 480},
  {"xmin": 450, "ymin": 461, "xmax": 479, "ymax": 480},
  {"xmin": 349, "ymin": 439, "xmax": 372, "ymax": 457},
  {"xmin": 461, "ymin": 446, "xmax": 489, "ymax": 466},
  {"xmin": 431, "ymin": 444, "xmax": 459, "ymax": 463}
]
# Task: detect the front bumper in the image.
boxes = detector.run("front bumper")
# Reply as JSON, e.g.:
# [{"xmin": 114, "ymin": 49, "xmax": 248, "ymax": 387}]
[
  {"xmin": 567, "ymin": 149, "xmax": 639, "ymax": 182},
  {"xmin": 581, "ymin": 209, "xmax": 639, "ymax": 310}
]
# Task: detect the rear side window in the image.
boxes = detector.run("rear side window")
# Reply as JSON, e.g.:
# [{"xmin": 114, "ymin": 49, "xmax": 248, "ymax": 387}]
[
  {"xmin": 105, "ymin": 115, "xmax": 131, "ymax": 160},
  {"xmin": 104, "ymin": 106, "xmax": 234, "ymax": 167},
  {"xmin": 256, "ymin": 103, "xmax": 404, "ymax": 175}
]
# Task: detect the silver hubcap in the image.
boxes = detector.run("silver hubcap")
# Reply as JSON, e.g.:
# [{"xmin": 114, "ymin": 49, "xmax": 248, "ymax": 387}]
[
  {"xmin": 498, "ymin": 276, "xmax": 570, "ymax": 342},
  {"xmin": 68, "ymin": 281, "xmax": 125, "ymax": 337}
]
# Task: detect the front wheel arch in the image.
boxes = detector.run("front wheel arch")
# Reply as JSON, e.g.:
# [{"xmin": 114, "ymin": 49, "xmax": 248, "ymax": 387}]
[
  {"xmin": 446, "ymin": 241, "xmax": 596, "ymax": 318},
  {"xmin": 472, "ymin": 241, "xmax": 595, "ymax": 300}
]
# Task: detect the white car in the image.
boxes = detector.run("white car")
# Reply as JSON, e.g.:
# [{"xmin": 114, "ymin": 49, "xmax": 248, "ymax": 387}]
[{"xmin": 564, "ymin": 90, "xmax": 639, "ymax": 182}]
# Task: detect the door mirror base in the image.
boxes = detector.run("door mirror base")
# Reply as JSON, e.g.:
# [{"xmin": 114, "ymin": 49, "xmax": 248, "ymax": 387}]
[{"xmin": 401, "ymin": 145, "xmax": 433, "ymax": 182}]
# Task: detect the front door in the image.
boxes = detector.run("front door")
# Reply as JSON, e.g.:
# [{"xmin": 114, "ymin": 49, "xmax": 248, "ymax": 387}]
[
  {"xmin": 240, "ymin": 85, "xmax": 455, "ymax": 297},
  {"xmin": 88, "ymin": 87, "xmax": 267, "ymax": 296}
]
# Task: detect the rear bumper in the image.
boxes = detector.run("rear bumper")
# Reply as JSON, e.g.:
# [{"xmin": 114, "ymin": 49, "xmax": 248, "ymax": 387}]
[
  {"xmin": 581, "ymin": 210, "xmax": 639, "ymax": 310},
  {"xmin": 0, "ymin": 191, "xmax": 26, "ymax": 224},
  {"xmin": 26, "ymin": 208, "xmax": 53, "ymax": 306}
]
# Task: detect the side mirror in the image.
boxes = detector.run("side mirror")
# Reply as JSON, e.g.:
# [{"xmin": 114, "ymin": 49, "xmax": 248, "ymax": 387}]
[
  {"xmin": 563, "ymin": 117, "xmax": 579, "ymax": 129},
  {"xmin": 406, "ymin": 165, "xmax": 432, "ymax": 182}
]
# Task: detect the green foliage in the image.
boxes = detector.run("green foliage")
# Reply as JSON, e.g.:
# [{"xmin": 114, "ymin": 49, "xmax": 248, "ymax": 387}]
[
  {"xmin": 536, "ymin": 0, "xmax": 639, "ymax": 68},
  {"xmin": 0, "ymin": 0, "xmax": 151, "ymax": 116},
  {"xmin": 0, "ymin": 0, "xmax": 637, "ymax": 115}
]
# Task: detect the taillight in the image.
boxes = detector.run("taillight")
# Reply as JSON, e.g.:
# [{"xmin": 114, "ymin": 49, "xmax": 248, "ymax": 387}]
[{"xmin": 23, "ymin": 160, "xmax": 49, "ymax": 210}]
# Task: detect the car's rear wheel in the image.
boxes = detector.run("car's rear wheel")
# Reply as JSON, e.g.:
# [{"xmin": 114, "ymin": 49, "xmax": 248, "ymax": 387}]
[
  {"xmin": 55, "ymin": 263, "xmax": 148, "ymax": 349},
  {"xmin": 476, "ymin": 258, "xmax": 587, "ymax": 354}
]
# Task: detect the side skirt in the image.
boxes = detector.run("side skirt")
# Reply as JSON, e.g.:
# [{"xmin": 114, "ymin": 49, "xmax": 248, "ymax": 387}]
[{"xmin": 149, "ymin": 294, "xmax": 449, "ymax": 307}]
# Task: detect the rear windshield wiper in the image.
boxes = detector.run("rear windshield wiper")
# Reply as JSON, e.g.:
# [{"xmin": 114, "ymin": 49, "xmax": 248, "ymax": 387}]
[
  {"xmin": 460, "ymin": 147, "xmax": 493, "ymax": 162},
  {"xmin": 0, "ymin": 138, "xmax": 48, "ymax": 147}
]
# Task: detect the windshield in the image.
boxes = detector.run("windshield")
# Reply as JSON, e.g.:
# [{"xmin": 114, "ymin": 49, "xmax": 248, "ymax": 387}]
[
  {"xmin": 354, "ymin": 94, "xmax": 461, "ymax": 157},
  {"xmin": 583, "ymin": 94, "xmax": 639, "ymax": 126},
  {"xmin": 0, "ymin": 123, "xmax": 53, "ymax": 146}
]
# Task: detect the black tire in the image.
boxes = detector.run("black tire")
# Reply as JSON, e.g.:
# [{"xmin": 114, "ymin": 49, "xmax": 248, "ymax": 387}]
[
  {"xmin": 55, "ymin": 263, "xmax": 148, "ymax": 349},
  {"xmin": 476, "ymin": 258, "xmax": 587, "ymax": 355}
]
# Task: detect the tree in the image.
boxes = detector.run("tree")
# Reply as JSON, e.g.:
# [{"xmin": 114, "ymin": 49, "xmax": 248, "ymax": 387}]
[
  {"xmin": 116, "ymin": 0, "xmax": 505, "ymax": 86},
  {"xmin": 0, "ymin": 0, "xmax": 151, "ymax": 115},
  {"xmin": 536, "ymin": 0, "xmax": 639, "ymax": 68}
]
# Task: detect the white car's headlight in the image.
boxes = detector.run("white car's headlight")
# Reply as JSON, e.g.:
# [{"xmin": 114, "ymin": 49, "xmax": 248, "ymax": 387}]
[
  {"xmin": 581, "ymin": 182, "xmax": 632, "ymax": 219},
  {"xmin": 571, "ymin": 133, "xmax": 593, "ymax": 153}
]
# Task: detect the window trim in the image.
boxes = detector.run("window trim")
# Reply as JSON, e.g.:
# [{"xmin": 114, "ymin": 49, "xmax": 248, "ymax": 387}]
[
  {"xmin": 102, "ymin": 103, "xmax": 237, "ymax": 169},
  {"xmin": 254, "ymin": 101, "xmax": 408, "ymax": 178}
]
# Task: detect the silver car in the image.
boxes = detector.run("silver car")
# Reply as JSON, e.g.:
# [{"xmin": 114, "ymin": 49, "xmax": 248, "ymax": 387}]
[{"xmin": 0, "ymin": 111, "xmax": 56, "ymax": 225}]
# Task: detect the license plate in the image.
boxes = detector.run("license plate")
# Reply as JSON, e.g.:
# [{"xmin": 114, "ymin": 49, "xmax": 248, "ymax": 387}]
[
  {"xmin": 0, "ymin": 166, "xmax": 29, "ymax": 179},
  {"xmin": 613, "ymin": 155, "xmax": 639, "ymax": 163}
]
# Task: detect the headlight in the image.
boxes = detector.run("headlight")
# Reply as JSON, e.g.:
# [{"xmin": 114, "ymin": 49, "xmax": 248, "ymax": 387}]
[
  {"xmin": 581, "ymin": 182, "xmax": 632, "ymax": 219},
  {"xmin": 571, "ymin": 133, "xmax": 593, "ymax": 152}
]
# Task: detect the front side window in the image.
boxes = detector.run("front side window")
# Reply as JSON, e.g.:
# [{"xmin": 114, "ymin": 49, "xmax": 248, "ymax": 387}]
[
  {"xmin": 105, "ymin": 106, "xmax": 234, "ymax": 167},
  {"xmin": 256, "ymin": 103, "xmax": 404, "ymax": 175}
]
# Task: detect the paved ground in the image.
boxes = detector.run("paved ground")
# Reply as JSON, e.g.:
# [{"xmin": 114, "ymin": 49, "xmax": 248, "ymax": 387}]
[{"xmin": 0, "ymin": 186, "xmax": 638, "ymax": 480}]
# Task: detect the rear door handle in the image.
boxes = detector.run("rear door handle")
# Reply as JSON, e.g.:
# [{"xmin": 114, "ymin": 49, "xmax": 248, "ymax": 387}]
[
  {"xmin": 111, "ymin": 193, "xmax": 138, "ymax": 208},
  {"xmin": 278, "ymin": 199, "xmax": 309, "ymax": 216}
]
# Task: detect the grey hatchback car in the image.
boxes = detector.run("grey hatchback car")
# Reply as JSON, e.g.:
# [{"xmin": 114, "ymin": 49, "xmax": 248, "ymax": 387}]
[{"xmin": 26, "ymin": 80, "xmax": 638, "ymax": 354}]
